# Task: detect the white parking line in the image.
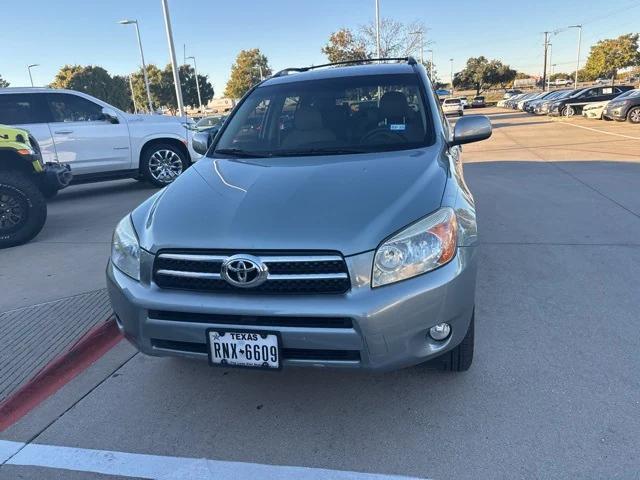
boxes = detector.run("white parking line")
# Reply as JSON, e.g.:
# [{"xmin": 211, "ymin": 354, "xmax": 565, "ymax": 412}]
[
  {"xmin": 1, "ymin": 440, "xmax": 428, "ymax": 480},
  {"xmin": 559, "ymin": 121, "xmax": 640, "ymax": 140}
]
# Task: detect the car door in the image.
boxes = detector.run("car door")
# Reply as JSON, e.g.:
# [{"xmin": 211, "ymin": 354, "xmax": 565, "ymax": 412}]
[
  {"xmin": 46, "ymin": 92, "xmax": 131, "ymax": 176},
  {"xmin": 0, "ymin": 93, "xmax": 57, "ymax": 163}
]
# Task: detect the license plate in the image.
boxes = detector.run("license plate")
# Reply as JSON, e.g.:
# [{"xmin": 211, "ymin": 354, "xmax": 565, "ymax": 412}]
[{"xmin": 206, "ymin": 329, "xmax": 281, "ymax": 370}]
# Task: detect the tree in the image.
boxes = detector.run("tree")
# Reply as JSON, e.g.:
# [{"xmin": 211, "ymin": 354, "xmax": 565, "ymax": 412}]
[
  {"xmin": 178, "ymin": 65, "xmax": 214, "ymax": 109},
  {"xmin": 130, "ymin": 64, "xmax": 163, "ymax": 112},
  {"xmin": 321, "ymin": 28, "xmax": 368, "ymax": 63},
  {"xmin": 453, "ymin": 57, "xmax": 516, "ymax": 94},
  {"xmin": 224, "ymin": 49, "xmax": 271, "ymax": 99},
  {"xmin": 358, "ymin": 18, "xmax": 424, "ymax": 57},
  {"xmin": 582, "ymin": 33, "xmax": 640, "ymax": 84},
  {"xmin": 549, "ymin": 72, "xmax": 571, "ymax": 81},
  {"xmin": 0, "ymin": 75, "xmax": 9, "ymax": 88},
  {"xmin": 50, "ymin": 65, "xmax": 132, "ymax": 111}
]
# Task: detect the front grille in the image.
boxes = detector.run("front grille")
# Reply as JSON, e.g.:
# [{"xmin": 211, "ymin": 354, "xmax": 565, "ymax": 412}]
[
  {"xmin": 153, "ymin": 252, "xmax": 350, "ymax": 294},
  {"xmin": 150, "ymin": 339, "xmax": 361, "ymax": 362},
  {"xmin": 148, "ymin": 310, "xmax": 353, "ymax": 329}
]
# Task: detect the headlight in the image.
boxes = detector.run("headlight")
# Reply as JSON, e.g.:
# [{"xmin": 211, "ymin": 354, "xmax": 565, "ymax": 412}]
[
  {"xmin": 372, "ymin": 208, "xmax": 458, "ymax": 288},
  {"xmin": 111, "ymin": 215, "xmax": 140, "ymax": 280}
]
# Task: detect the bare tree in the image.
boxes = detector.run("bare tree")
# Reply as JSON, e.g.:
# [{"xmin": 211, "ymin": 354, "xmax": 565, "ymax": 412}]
[{"xmin": 358, "ymin": 19, "xmax": 426, "ymax": 58}]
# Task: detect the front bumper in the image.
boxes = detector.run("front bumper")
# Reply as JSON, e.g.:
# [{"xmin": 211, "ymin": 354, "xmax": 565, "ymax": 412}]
[
  {"xmin": 602, "ymin": 108, "xmax": 625, "ymax": 121},
  {"xmin": 107, "ymin": 247, "xmax": 478, "ymax": 371}
]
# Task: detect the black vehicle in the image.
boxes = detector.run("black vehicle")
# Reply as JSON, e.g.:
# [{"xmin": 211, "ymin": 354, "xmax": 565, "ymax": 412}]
[
  {"xmin": 602, "ymin": 89, "xmax": 640, "ymax": 123},
  {"xmin": 523, "ymin": 91, "xmax": 557, "ymax": 113},
  {"xmin": 548, "ymin": 85, "xmax": 634, "ymax": 117}
]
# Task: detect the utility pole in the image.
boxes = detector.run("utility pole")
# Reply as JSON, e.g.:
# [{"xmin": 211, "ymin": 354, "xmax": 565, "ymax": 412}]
[
  {"xmin": 428, "ymin": 49, "xmax": 434, "ymax": 80},
  {"xmin": 450, "ymin": 58, "xmax": 454, "ymax": 96},
  {"xmin": 375, "ymin": 0, "xmax": 381, "ymax": 58},
  {"xmin": 160, "ymin": 0, "xmax": 185, "ymax": 116},
  {"xmin": 542, "ymin": 31, "xmax": 550, "ymax": 91}
]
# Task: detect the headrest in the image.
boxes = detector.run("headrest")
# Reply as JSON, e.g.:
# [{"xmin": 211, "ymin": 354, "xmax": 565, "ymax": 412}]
[
  {"xmin": 294, "ymin": 107, "xmax": 323, "ymax": 131},
  {"xmin": 379, "ymin": 91, "xmax": 410, "ymax": 119}
]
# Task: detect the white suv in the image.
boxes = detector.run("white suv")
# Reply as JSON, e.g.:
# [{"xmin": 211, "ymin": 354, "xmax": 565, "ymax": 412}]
[{"xmin": 0, "ymin": 88, "xmax": 199, "ymax": 187}]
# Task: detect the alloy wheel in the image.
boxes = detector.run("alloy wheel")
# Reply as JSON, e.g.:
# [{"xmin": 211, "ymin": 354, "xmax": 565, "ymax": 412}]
[
  {"xmin": 0, "ymin": 192, "xmax": 26, "ymax": 232},
  {"xmin": 148, "ymin": 149, "xmax": 183, "ymax": 184},
  {"xmin": 629, "ymin": 108, "xmax": 640, "ymax": 124}
]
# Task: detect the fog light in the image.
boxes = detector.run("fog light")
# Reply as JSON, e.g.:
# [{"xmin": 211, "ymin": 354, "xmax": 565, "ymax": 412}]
[{"xmin": 429, "ymin": 323, "xmax": 451, "ymax": 341}]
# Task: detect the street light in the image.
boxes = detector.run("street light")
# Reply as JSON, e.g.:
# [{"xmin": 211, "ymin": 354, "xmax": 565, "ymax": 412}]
[
  {"xmin": 427, "ymin": 49, "xmax": 434, "ymax": 80},
  {"xmin": 186, "ymin": 56, "xmax": 203, "ymax": 113},
  {"xmin": 450, "ymin": 58, "xmax": 454, "ymax": 95},
  {"xmin": 568, "ymin": 25, "xmax": 582, "ymax": 86},
  {"xmin": 27, "ymin": 64, "xmax": 39, "ymax": 87},
  {"xmin": 410, "ymin": 30, "xmax": 424, "ymax": 64},
  {"xmin": 160, "ymin": 0, "xmax": 185, "ymax": 117},
  {"xmin": 118, "ymin": 19, "xmax": 153, "ymax": 113},
  {"xmin": 375, "ymin": 0, "xmax": 381, "ymax": 58}
]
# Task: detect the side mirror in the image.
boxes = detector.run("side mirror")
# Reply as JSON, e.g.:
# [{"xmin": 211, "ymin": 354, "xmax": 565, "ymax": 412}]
[
  {"xmin": 192, "ymin": 131, "xmax": 211, "ymax": 156},
  {"xmin": 452, "ymin": 115, "xmax": 492, "ymax": 146},
  {"xmin": 101, "ymin": 107, "xmax": 119, "ymax": 124}
]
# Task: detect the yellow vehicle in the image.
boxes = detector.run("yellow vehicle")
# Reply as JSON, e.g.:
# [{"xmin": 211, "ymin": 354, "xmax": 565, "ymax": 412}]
[{"xmin": 0, "ymin": 124, "xmax": 71, "ymax": 248}]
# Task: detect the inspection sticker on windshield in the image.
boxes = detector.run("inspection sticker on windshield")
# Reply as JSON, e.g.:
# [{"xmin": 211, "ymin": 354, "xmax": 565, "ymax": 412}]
[
  {"xmin": 390, "ymin": 124, "xmax": 406, "ymax": 131},
  {"xmin": 207, "ymin": 329, "xmax": 281, "ymax": 370}
]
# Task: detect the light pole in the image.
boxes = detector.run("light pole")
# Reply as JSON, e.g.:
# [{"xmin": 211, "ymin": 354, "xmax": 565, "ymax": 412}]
[
  {"xmin": 375, "ymin": 0, "xmax": 381, "ymax": 58},
  {"xmin": 118, "ymin": 19, "xmax": 153, "ymax": 113},
  {"xmin": 410, "ymin": 30, "xmax": 424, "ymax": 64},
  {"xmin": 450, "ymin": 58, "xmax": 454, "ymax": 95},
  {"xmin": 427, "ymin": 49, "xmax": 434, "ymax": 79},
  {"xmin": 160, "ymin": 0, "xmax": 185, "ymax": 117},
  {"xmin": 128, "ymin": 75, "xmax": 138, "ymax": 113},
  {"xmin": 27, "ymin": 64, "xmax": 39, "ymax": 87},
  {"xmin": 186, "ymin": 56, "xmax": 203, "ymax": 113},
  {"xmin": 547, "ymin": 43, "xmax": 553, "ymax": 90},
  {"xmin": 568, "ymin": 24, "xmax": 582, "ymax": 86}
]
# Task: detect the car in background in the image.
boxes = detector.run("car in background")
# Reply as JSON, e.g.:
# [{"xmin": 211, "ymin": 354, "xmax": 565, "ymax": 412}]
[
  {"xmin": 442, "ymin": 97, "xmax": 464, "ymax": 116},
  {"xmin": 594, "ymin": 78, "xmax": 610, "ymax": 85},
  {"xmin": 0, "ymin": 88, "xmax": 199, "ymax": 187},
  {"xmin": 602, "ymin": 89, "xmax": 640, "ymax": 123},
  {"xmin": 548, "ymin": 85, "xmax": 634, "ymax": 117},
  {"xmin": 194, "ymin": 115, "xmax": 226, "ymax": 132},
  {"xmin": 458, "ymin": 97, "xmax": 468, "ymax": 109},
  {"xmin": 534, "ymin": 89, "xmax": 578, "ymax": 115},
  {"xmin": 107, "ymin": 59, "xmax": 493, "ymax": 372},
  {"xmin": 471, "ymin": 95, "xmax": 486, "ymax": 108},
  {"xmin": 522, "ymin": 91, "xmax": 555, "ymax": 113},
  {"xmin": 503, "ymin": 89, "xmax": 522, "ymax": 99},
  {"xmin": 582, "ymin": 101, "xmax": 610, "ymax": 119},
  {"xmin": 551, "ymin": 78, "xmax": 573, "ymax": 87},
  {"xmin": 517, "ymin": 92, "xmax": 541, "ymax": 110}
]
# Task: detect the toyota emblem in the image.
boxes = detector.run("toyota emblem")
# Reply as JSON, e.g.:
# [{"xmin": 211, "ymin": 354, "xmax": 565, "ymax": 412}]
[{"xmin": 221, "ymin": 254, "xmax": 268, "ymax": 288}]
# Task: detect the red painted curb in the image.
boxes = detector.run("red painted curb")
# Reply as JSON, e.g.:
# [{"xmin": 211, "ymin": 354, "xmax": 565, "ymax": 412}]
[{"xmin": 0, "ymin": 317, "xmax": 122, "ymax": 431}]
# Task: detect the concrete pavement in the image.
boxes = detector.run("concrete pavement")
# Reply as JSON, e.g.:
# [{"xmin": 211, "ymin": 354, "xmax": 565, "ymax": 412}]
[{"xmin": 2, "ymin": 109, "xmax": 640, "ymax": 479}]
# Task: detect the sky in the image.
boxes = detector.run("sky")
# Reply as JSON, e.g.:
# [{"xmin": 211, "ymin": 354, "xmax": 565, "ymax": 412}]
[{"xmin": 2, "ymin": 0, "xmax": 639, "ymax": 95}]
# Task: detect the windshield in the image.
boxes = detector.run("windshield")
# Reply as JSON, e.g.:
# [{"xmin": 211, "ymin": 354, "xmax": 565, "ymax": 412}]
[
  {"xmin": 445, "ymin": 99, "xmax": 460, "ymax": 104},
  {"xmin": 196, "ymin": 116, "xmax": 224, "ymax": 128},
  {"xmin": 616, "ymin": 89, "xmax": 640, "ymax": 99},
  {"xmin": 213, "ymin": 73, "xmax": 433, "ymax": 157}
]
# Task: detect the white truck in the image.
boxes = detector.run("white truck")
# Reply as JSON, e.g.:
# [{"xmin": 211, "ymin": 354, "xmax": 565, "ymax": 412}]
[{"xmin": 0, "ymin": 88, "xmax": 200, "ymax": 188}]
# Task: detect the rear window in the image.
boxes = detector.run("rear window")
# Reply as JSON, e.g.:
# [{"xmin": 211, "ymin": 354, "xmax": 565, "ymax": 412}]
[
  {"xmin": 213, "ymin": 73, "xmax": 433, "ymax": 157},
  {"xmin": 444, "ymin": 99, "xmax": 461, "ymax": 104},
  {"xmin": 0, "ymin": 93, "xmax": 49, "ymax": 125}
]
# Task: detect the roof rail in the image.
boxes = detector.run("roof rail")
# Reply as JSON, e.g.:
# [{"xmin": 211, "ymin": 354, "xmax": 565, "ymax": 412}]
[{"xmin": 271, "ymin": 57, "xmax": 417, "ymax": 78}]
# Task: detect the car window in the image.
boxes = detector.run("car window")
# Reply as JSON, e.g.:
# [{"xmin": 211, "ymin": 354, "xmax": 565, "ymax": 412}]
[
  {"xmin": 0, "ymin": 93, "xmax": 50, "ymax": 124},
  {"xmin": 582, "ymin": 88, "xmax": 599, "ymax": 98},
  {"xmin": 214, "ymin": 73, "xmax": 433, "ymax": 156},
  {"xmin": 47, "ymin": 93, "xmax": 104, "ymax": 122}
]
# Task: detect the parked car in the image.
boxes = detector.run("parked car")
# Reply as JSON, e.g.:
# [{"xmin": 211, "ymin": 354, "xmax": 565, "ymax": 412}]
[
  {"xmin": 107, "ymin": 58, "xmax": 493, "ymax": 372},
  {"xmin": 0, "ymin": 124, "xmax": 71, "ymax": 247},
  {"xmin": 594, "ymin": 78, "xmax": 610, "ymax": 85},
  {"xmin": 503, "ymin": 89, "xmax": 522, "ymax": 99},
  {"xmin": 516, "ymin": 92, "xmax": 541, "ymax": 110},
  {"xmin": 458, "ymin": 97, "xmax": 468, "ymax": 109},
  {"xmin": 522, "ymin": 91, "xmax": 555, "ymax": 113},
  {"xmin": 551, "ymin": 78, "xmax": 573, "ymax": 87},
  {"xmin": 194, "ymin": 115, "xmax": 226, "ymax": 132},
  {"xmin": 442, "ymin": 97, "xmax": 464, "ymax": 116},
  {"xmin": 602, "ymin": 89, "xmax": 640, "ymax": 123},
  {"xmin": 582, "ymin": 101, "xmax": 610, "ymax": 119},
  {"xmin": 471, "ymin": 96, "xmax": 486, "ymax": 108},
  {"xmin": 0, "ymin": 88, "xmax": 200, "ymax": 187},
  {"xmin": 548, "ymin": 85, "xmax": 634, "ymax": 117},
  {"xmin": 533, "ymin": 89, "xmax": 575, "ymax": 114}
]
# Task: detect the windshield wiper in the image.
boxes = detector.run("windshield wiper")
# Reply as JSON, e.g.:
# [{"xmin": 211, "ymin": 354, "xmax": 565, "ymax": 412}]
[{"xmin": 213, "ymin": 148, "xmax": 271, "ymax": 158}]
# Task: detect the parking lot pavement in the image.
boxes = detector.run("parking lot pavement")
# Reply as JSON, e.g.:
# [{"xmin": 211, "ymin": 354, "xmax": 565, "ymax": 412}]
[
  {"xmin": 0, "ymin": 180, "xmax": 159, "ymax": 312},
  {"xmin": 2, "ymin": 113, "xmax": 640, "ymax": 479}
]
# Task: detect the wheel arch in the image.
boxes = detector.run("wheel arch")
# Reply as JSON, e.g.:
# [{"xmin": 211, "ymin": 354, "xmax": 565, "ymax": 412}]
[{"xmin": 138, "ymin": 138, "xmax": 190, "ymax": 174}]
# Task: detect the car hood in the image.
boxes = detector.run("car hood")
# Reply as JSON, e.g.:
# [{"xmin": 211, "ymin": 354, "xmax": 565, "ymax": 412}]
[{"xmin": 132, "ymin": 148, "xmax": 448, "ymax": 255}]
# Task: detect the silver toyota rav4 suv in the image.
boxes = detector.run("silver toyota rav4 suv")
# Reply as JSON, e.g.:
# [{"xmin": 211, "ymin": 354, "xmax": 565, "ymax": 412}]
[{"xmin": 107, "ymin": 58, "xmax": 492, "ymax": 372}]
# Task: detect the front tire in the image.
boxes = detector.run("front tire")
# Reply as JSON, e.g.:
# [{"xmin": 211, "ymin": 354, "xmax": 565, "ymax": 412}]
[
  {"xmin": 0, "ymin": 171, "xmax": 47, "ymax": 248},
  {"xmin": 627, "ymin": 107, "xmax": 640, "ymax": 124},
  {"xmin": 561, "ymin": 105, "xmax": 575, "ymax": 117},
  {"xmin": 140, "ymin": 143, "xmax": 188, "ymax": 187},
  {"xmin": 440, "ymin": 310, "xmax": 474, "ymax": 372}
]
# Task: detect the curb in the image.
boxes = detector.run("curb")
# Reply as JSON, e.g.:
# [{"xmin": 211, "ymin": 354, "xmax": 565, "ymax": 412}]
[{"xmin": 0, "ymin": 317, "xmax": 122, "ymax": 432}]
